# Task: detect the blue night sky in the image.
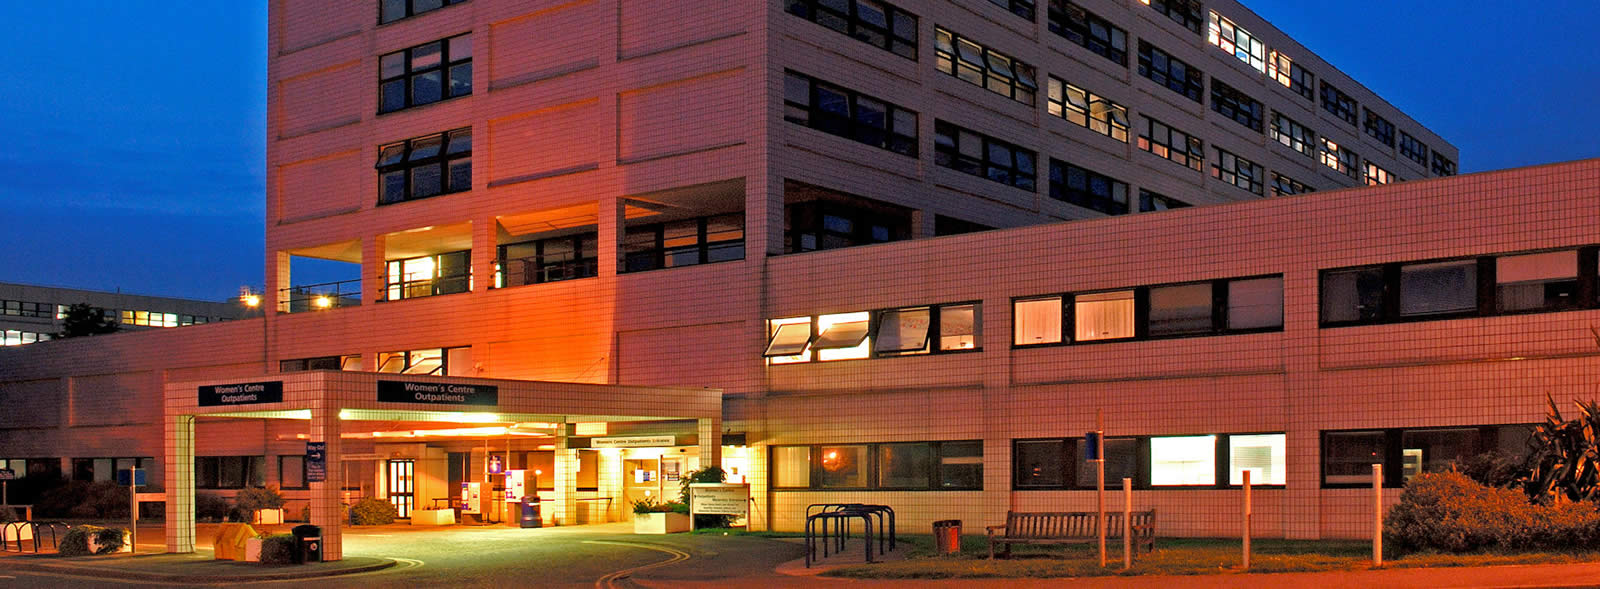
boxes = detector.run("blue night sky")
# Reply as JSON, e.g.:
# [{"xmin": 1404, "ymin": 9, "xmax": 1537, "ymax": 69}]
[{"xmin": 0, "ymin": 2, "xmax": 1595, "ymax": 301}]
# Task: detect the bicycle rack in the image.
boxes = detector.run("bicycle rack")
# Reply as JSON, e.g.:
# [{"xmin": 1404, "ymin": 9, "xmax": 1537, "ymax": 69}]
[
  {"xmin": 803, "ymin": 503, "xmax": 897, "ymax": 568},
  {"xmin": 3, "ymin": 521, "xmax": 70, "ymax": 553}
]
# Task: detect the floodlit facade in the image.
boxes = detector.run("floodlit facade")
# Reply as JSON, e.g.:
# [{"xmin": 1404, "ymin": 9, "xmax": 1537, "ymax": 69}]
[{"xmin": 14, "ymin": 0, "xmax": 1589, "ymax": 561}]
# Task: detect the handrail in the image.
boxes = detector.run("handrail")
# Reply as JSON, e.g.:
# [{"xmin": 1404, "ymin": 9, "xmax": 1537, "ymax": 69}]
[{"xmin": 278, "ymin": 278, "xmax": 362, "ymax": 313}]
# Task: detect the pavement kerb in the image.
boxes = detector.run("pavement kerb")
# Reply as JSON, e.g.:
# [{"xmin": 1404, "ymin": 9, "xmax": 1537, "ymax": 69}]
[{"xmin": 0, "ymin": 554, "xmax": 396, "ymax": 583}]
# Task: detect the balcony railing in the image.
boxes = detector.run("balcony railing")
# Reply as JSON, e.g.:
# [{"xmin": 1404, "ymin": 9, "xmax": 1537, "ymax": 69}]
[
  {"xmin": 500, "ymin": 256, "xmax": 598, "ymax": 287},
  {"xmin": 382, "ymin": 275, "xmax": 471, "ymax": 302},
  {"xmin": 278, "ymin": 279, "xmax": 362, "ymax": 314}
]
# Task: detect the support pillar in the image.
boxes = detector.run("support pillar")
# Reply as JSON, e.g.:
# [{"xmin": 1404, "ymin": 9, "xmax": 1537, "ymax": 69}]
[
  {"xmin": 598, "ymin": 449, "xmax": 623, "ymax": 522},
  {"xmin": 361, "ymin": 234, "xmax": 387, "ymax": 304},
  {"xmin": 164, "ymin": 414, "xmax": 196, "ymax": 554},
  {"xmin": 471, "ymin": 218, "xmax": 495, "ymax": 293},
  {"xmin": 309, "ymin": 404, "xmax": 344, "ymax": 560},
  {"xmin": 911, "ymin": 209, "xmax": 936, "ymax": 239},
  {"xmin": 553, "ymin": 435, "xmax": 578, "ymax": 526},
  {"xmin": 697, "ymin": 418, "xmax": 722, "ymax": 471},
  {"xmin": 598, "ymin": 197, "xmax": 624, "ymax": 278}
]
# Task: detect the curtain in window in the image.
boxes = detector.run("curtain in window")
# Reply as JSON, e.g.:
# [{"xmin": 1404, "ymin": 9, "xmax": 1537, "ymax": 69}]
[
  {"xmin": 1013, "ymin": 298, "xmax": 1062, "ymax": 345},
  {"xmin": 1075, "ymin": 291, "xmax": 1135, "ymax": 340},
  {"xmin": 1399, "ymin": 261, "xmax": 1476, "ymax": 316}
]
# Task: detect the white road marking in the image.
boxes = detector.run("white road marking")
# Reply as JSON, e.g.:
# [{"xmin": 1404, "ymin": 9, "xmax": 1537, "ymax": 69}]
[{"xmin": 585, "ymin": 540, "xmax": 691, "ymax": 589}]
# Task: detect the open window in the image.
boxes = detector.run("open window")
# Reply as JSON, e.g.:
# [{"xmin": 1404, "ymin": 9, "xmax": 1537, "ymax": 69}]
[
  {"xmin": 814, "ymin": 312, "xmax": 870, "ymax": 361},
  {"xmin": 875, "ymin": 307, "xmax": 932, "ymax": 355},
  {"xmin": 764, "ymin": 318, "xmax": 813, "ymax": 364}
]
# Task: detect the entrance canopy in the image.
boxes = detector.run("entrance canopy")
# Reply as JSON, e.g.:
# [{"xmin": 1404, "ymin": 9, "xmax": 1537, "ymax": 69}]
[{"xmin": 162, "ymin": 371, "xmax": 722, "ymax": 560}]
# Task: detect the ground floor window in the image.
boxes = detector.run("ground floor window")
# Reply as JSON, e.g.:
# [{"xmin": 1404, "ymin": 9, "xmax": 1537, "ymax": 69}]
[
  {"xmin": 72, "ymin": 457, "xmax": 153, "ymax": 482},
  {"xmin": 0, "ymin": 458, "xmax": 58, "ymax": 479},
  {"xmin": 196, "ymin": 456, "xmax": 266, "ymax": 489},
  {"xmin": 772, "ymin": 441, "xmax": 983, "ymax": 491},
  {"xmin": 1321, "ymin": 424, "xmax": 1533, "ymax": 487},
  {"xmin": 1014, "ymin": 432, "xmax": 1283, "ymax": 490},
  {"xmin": 279, "ymin": 455, "xmax": 307, "ymax": 489}
]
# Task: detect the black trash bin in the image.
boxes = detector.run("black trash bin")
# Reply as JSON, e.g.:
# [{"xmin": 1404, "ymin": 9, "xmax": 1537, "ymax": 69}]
[
  {"xmin": 932, "ymin": 520, "xmax": 961, "ymax": 555},
  {"xmin": 520, "ymin": 498, "xmax": 542, "ymax": 528},
  {"xmin": 291, "ymin": 524, "xmax": 322, "ymax": 563}
]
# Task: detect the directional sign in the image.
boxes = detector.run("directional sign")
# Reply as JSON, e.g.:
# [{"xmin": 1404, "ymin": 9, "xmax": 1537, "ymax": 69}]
[
  {"xmin": 116, "ymin": 468, "xmax": 146, "ymax": 487},
  {"xmin": 306, "ymin": 442, "xmax": 327, "ymax": 483},
  {"xmin": 0, "ymin": 469, "xmax": 14, "ymax": 481}
]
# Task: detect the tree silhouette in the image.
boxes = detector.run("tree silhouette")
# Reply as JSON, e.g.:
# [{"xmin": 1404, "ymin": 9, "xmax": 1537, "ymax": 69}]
[{"xmin": 56, "ymin": 303, "xmax": 119, "ymax": 338}]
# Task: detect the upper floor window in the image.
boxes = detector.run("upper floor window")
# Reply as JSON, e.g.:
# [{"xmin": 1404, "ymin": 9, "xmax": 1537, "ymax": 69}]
[
  {"xmin": 377, "ymin": 347, "xmax": 472, "ymax": 376},
  {"xmin": 280, "ymin": 355, "xmax": 362, "ymax": 372},
  {"xmin": 1047, "ymin": 1, "xmax": 1129, "ymax": 66},
  {"xmin": 1049, "ymin": 159, "xmax": 1129, "ymax": 215},
  {"xmin": 1364, "ymin": 162, "xmax": 1397, "ymax": 186},
  {"xmin": 786, "ymin": 0, "xmax": 918, "ymax": 60},
  {"xmin": 1363, "ymin": 108, "xmax": 1396, "ymax": 147},
  {"xmin": 1267, "ymin": 51, "xmax": 1314, "ymax": 100},
  {"xmin": 1432, "ymin": 151, "xmax": 1457, "ymax": 176},
  {"xmin": 122, "ymin": 310, "xmax": 178, "ymax": 328},
  {"xmin": 935, "ymin": 27, "xmax": 1037, "ymax": 105},
  {"xmin": 1270, "ymin": 113, "xmax": 1316, "ymax": 157},
  {"xmin": 1320, "ymin": 138, "xmax": 1358, "ymax": 177},
  {"xmin": 377, "ymin": 128, "xmax": 472, "ymax": 205},
  {"xmin": 1212, "ymin": 147, "xmax": 1263, "ymax": 195},
  {"xmin": 385, "ymin": 251, "xmax": 470, "ymax": 301},
  {"xmin": 784, "ymin": 71, "xmax": 918, "ymax": 157},
  {"xmin": 989, "ymin": 0, "xmax": 1035, "ymax": 21},
  {"xmin": 786, "ymin": 197, "xmax": 911, "ymax": 253},
  {"xmin": 1, "ymin": 300, "xmax": 51, "ymax": 318},
  {"xmin": 1046, "ymin": 78, "xmax": 1128, "ymax": 142},
  {"xmin": 1270, "ymin": 172, "xmax": 1314, "ymax": 197},
  {"xmin": 379, "ymin": 34, "xmax": 472, "ymax": 114},
  {"xmin": 1320, "ymin": 81, "xmax": 1357, "ymax": 126},
  {"xmin": 1140, "ymin": 0, "xmax": 1203, "ymax": 35},
  {"xmin": 380, "ymin": 0, "xmax": 466, "ymax": 25},
  {"xmin": 1319, "ymin": 248, "xmax": 1595, "ymax": 326},
  {"xmin": 1137, "ymin": 116, "xmax": 1204, "ymax": 172},
  {"xmin": 1139, "ymin": 190, "xmax": 1191, "ymax": 212},
  {"xmin": 934, "ymin": 120, "xmax": 1036, "ymax": 191},
  {"xmin": 624, "ymin": 213, "xmax": 745, "ymax": 273},
  {"xmin": 1136, "ymin": 41, "xmax": 1203, "ymax": 103},
  {"xmin": 765, "ymin": 301, "xmax": 982, "ymax": 364},
  {"xmin": 1210, "ymin": 79, "xmax": 1264, "ymax": 133},
  {"xmin": 1013, "ymin": 275, "xmax": 1283, "ymax": 346},
  {"xmin": 1400, "ymin": 132, "xmax": 1429, "ymax": 166},
  {"xmin": 497, "ymin": 233, "xmax": 599, "ymax": 287},
  {"xmin": 1207, "ymin": 11, "xmax": 1264, "ymax": 73}
]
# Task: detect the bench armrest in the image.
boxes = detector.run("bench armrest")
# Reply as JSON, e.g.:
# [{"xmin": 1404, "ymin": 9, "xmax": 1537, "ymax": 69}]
[{"xmin": 985, "ymin": 525, "xmax": 1007, "ymax": 534}]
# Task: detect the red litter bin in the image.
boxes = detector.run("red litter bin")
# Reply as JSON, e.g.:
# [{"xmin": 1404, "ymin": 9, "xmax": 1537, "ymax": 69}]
[{"xmin": 933, "ymin": 520, "xmax": 961, "ymax": 555}]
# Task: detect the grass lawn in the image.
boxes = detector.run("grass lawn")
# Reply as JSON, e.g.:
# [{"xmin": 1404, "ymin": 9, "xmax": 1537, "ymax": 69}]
[{"xmin": 823, "ymin": 535, "xmax": 1600, "ymax": 579}]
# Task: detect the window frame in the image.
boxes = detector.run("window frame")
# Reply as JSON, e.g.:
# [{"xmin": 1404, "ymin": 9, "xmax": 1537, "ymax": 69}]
[
  {"xmin": 383, "ymin": 250, "xmax": 472, "ymax": 301},
  {"xmin": 1319, "ymin": 138, "xmax": 1358, "ymax": 177},
  {"xmin": 1362, "ymin": 108, "xmax": 1396, "ymax": 147},
  {"xmin": 770, "ymin": 440, "xmax": 984, "ymax": 491},
  {"xmin": 1267, "ymin": 50, "xmax": 1314, "ymax": 100},
  {"xmin": 195, "ymin": 455, "xmax": 266, "ymax": 490},
  {"xmin": 1048, "ymin": 159, "xmax": 1130, "ymax": 215},
  {"xmin": 1319, "ymin": 81, "xmax": 1358, "ymax": 126},
  {"xmin": 934, "ymin": 120, "xmax": 1037, "ymax": 191},
  {"xmin": 1270, "ymin": 172, "xmax": 1315, "ymax": 197},
  {"xmin": 1211, "ymin": 147, "xmax": 1264, "ymax": 195},
  {"xmin": 1136, "ymin": 41, "xmax": 1203, "ymax": 103},
  {"xmin": 1136, "ymin": 116, "xmax": 1205, "ymax": 172},
  {"xmin": 786, "ymin": 0, "xmax": 919, "ymax": 60},
  {"xmin": 1011, "ymin": 274, "xmax": 1285, "ymax": 349},
  {"xmin": 1364, "ymin": 161, "xmax": 1397, "ymax": 186},
  {"xmin": 378, "ymin": 33, "xmax": 473, "ymax": 114},
  {"xmin": 1400, "ymin": 132, "xmax": 1429, "ymax": 166},
  {"xmin": 1317, "ymin": 247, "xmax": 1600, "ymax": 327},
  {"xmin": 1046, "ymin": 77, "xmax": 1129, "ymax": 142},
  {"xmin": 1141, "ymin": 0, "xmax": 1203, "ymax": 35},
  {"xmin": 1321, "ymin": 424, "xmax": 1536, "ymax": 489},
  {"xmin": 622, "ymin": 213, "xmax": 746, "ymax": 273},
  {"xmin": 376, "ymin": 127, "xmax": 472, "ymax": 205},
  {"xmin": 766, "ymin": 301, "xmax": 985, "ymax": 364},
  {"xmin": 934, "ymin": 27, "xmax": 1038, "ymax": 105},
  {"xmin": 1012, "ymin": 432, "xmax": 1288, "ymax": 491},
  {"xmin": 496, "ymin": 231, "xmax": 600, "ymax": 288},
  {"xmin": 1270, "ymin": 112, "xmax": 1316, "ymax": 158},
  {"xmin": 379, "ymin": 0, "xmax": 467, "ymax": 25},
  {"xmin": 1207, "ymin": 11, "xmax": 1265, "ymax": 73},
  {"xmin": 1047, "ymin": 1, "xmax": 1130, "ymax": 67},
  {"xmin": 988, "ymin": 0, "xmax": 1035, "ymax": 21},
  {"xmin": 1210, "ymin": 79, "xmax": 1264, "ymax": 133},
  {"xmin": 1432, "ymin": 151, "xmax": 1457, "ymax": 177},
  {"xmin": 1138, "ymin": 189, "xmax": 1191, "ymax": 212},
  {"xmin": 784, "ymin": 70, "xmax": 919, "ymax": 157}
]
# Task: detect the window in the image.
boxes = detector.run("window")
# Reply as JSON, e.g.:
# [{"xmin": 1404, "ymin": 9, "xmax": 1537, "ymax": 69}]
[
  {"xmin": 1207, "ymin": 11, "xmax": 1264, "ymax": 72},
  {"xmin": 1047, "ymin": 1, "xmax": 1129, "ymax": 66},
  {"xmin": 812, "ymin": 312, "xmax": 871, "ymax": 362},
  {"xmin": 377, "ymin": 346, "xmax": 471, "ymax": 376},
  {"xmin": 770, "ymin": 302, "xmax": 982, "ymax": 363},
  {"xmin": 623, "ymin": 213, "xmax": 745, "ymax": 272},
  {"xmin": 1, "ymin": 331, "xmax": 52, "ymax": 346},
  {"xmin": 1364, "ymin": 162, "xmax": 1396, "ymax": 186},
  {"xmin": 497, "ymin": 232, "xmax": 599, "ymax": 287},
  {"xmin": 764, "ymin": 317, "xmax": 813, "ymax": 363},
  {"xmin": 1049, "ymin": 160, "xmax": 1129, "ymax": 215},
  {"xmin": 380, "ymin": 0, "xmax": 466, "ymax": 24},
  {"xmin": 379, "ymin": 34, "xmax": 472, "ymax": 114},
  {"xmin": 934, "ymin": 120, "xmax": 1036, "ymax": 191},
  {"xmin": 279, "ymin": 355, "xmax": 362, "ymax": 372},
  {"xmin": 1076, "ymin": 438, "xmax": 1139, "ymax": 488},
  {"xmin": 1400, "ymin": 132, "xmax": 1429, "ymax": 166},
  {"xmin": 1150, "ymin": 436, "xmax": 1215, "ymax": 486},
  {"xmin": 1148, "ymin": 283, "xmax": 1213, "ymax": 336},
  {"xmin": 1324, "ymin": 425, "xmax": 1534, "ymax": 487},
  {"xmin": 1016, "ymin": 433, "xmax": 1282, "ymax": 490},
  {"xmin": 1270, "ymin": 113, "xmax": 1316, "ymax": 157},
  {"xmin": 1016, "ymin": 275, "xmax": 1284, "ymax": 346},
  {"xmin": 1141, "ymin": 0, "xmax": 1203, "ymax": 35},
  {"xmin": 935, "ymin": 215, "xmax": 994, "ymax": 236},
  {"xmin": 1210, "ymin": 79, "xmax": 1263, "ymax": 132},
  {"xmin": 1323, "ymin": 431, "xmax": 1384, "ymax": 485},
  {"xmin": 1013, "ymin": 297, "xmax": 1063, "ymax": 345},
  {"xmin": 785, "ymin": 197, "xmax": 912, "ymax": 253},
  {"xmin": 1212, "ymin": 147, "xmax": 1263, "ymax": 195},
  {"xmin": 1013, "ymin": 440, "xmax": 1066, "ymax": 488},
  {"xmin": 1229, "ymin": 434, "xmax": 1286, "ymax": 485},
  {"xmin": 1270, "ymin": 172, "xmax": 1314, "ymax": 197},
  {"xmin": 1075, "ymin": 290, "xmax": 1135, "ymax": 341},
  {"xmin": 1139, "ymin": 190, "xmax": 1190, "ymax": 212},
  {"xmin": 1267, "ymin": 51, "xmax": 1314, "ymax": 100},
  {"xmin": 1137, "ymin": 117, "xmax": 1205, "ymax": 172},
  {"xmin": 73, "ymin": 457, "xmax": 153, "ymax": 482},
  {"xmin": 1432, "ymin": 151, "xmax": 1457, "ymax": 177},
  {"xmin": 1136, "ymin": 41, "xmax": 1203, "ymax": 103},
  {"xmin": 1363, "ymin": 108, "xmax": 1396, "ymax": 147},
  {"xmin": 1320, "ymin": 81, "xmax": 1357, "ymax": 126},
  {"xmin": 989, "ymin": 0, "xmax": 1035, "ymax": 20},
  {"xmin": 1319, "ymin": 138, "xmax": 1357, "ymax": 177},
  {"xmin": 784, "ymin": 71, "xmax": 918, "ymax": 157},
  {"xmin": 1012, "ymin": 437, "xmax": 1134, "ymax": 490},
  {"xmin": 934, "ymin": 27, "xmax": 1038, "ymax": 105},
  {"xmin": 1320, "ymin": 266, "xmax": 1387, "ymax": 324},
  {"xmin": 1228, "ymin": 277, "xmax": 1284, "ymax": 330},
  {"xmin": 786, "ymin": 0, "xmax": 918, "ymax": 60},
  {"xmin": 377, "ymin": 128, "xmax": 472, "ymax": 204},
  {"xmin": 385, "ymin": 250, "xmax": 470, "ymax": 300},
  {"xmin": 774, "ymin": 441, "xmax": 982, "ymax": 491},
  {"xmin": 121, "ymin": 310, "xmax": 179, "ymax": 328},
  {"xmin": 280, "ymin": 455, "xmax": 307, "ymax": 489},
  {"xmin": 195, "ymin": 456, "xmax": 265, "ymax": 489},
  {"xmin": 1399, "ymin": 259, "xmax": 1477, "ymax": 317},
  {"xmin": 1497, "ymin": 250, "xmax": 1579, "ymax": 313},
  {"xmin": 1, "ymin": 300, "xmax": 50, "ymax": 318},
  {"xmin": 1047, "ymin": 78, "xmax": 1128, "ymax": 142}
]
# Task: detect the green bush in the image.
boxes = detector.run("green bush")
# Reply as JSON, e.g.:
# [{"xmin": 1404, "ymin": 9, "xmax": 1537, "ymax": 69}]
[
  {"xmin": 679, "ymin": 467, "xmax": 735, "ymax": 528},
  {"xmin": 37, "ymin": 481, "xmax": 129, "ymax": 519},
  {"xmin": 631, "ymin": 498, "xmax": 686, "ymax": 514},
  {"xmin": 1385, "ymin": 472, "xmax": 1600, "ymax": 554},
  {"xmin": 349, "ymin": 497, "xmax": 397, "ymax": 525},
  {"xmin": 58, "ymin": 525, "xmax": 125, "ymax": 556},
  {"xmin": 259, "ymin": 534, "xmax": 297, "ymax": 564},
  {"xmin": 235, "ymin": 486, "xmax": 287, "ymax": 512},
  {"xmin": 196, "ymin": 492, "xmax": 231, "ymax": 522}
]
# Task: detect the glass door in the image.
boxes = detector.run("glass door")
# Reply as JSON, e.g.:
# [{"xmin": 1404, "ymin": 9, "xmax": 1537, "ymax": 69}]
[{"xmin": 387, "ymin": 459, "xmax": 415, "ymax": 518}]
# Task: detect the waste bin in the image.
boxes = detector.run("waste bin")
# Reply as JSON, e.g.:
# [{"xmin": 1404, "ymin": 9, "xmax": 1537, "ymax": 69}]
[
  {"xmin": 932, "ymin": 520, "xmax": 961, "ymax": 555},
  {"xmin": 291, "ymin": 524, "xmax": 322, "ymax": 563},
  {"xmin": 520, "ymin": 498, "xmax": 542, "ymax": 528}
]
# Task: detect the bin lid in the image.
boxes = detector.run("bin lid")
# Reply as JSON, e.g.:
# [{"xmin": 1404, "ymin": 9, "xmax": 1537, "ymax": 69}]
[
  {"xmin": 291, "ymin": 524, "xmax": 321, "ymax": 536},
  {"xmin": 933, "ymin": 519, "xmax": 961, "ymax": 526}
]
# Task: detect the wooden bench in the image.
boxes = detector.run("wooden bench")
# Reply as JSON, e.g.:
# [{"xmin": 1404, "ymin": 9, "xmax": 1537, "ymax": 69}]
[{"xmin": 986, "ymin": 510, "xmax": 1156, "ymax": 559}]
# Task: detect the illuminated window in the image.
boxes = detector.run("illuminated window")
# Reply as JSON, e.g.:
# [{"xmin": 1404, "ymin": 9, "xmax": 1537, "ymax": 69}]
[
  {"xmin": 786, "ymin": 0, "xmax": 918, "ymax": 60},
  {"xmin": 1151, "ymin": 436, "xmax": 1216, "ymax": 486},
  {"xmin": 1047, "ymin": 77, "xmax": 1128, "ymax": 142},
  {"xmin": 818, "ymin": 445, "xmax": 870, "ymax": 488},
  {"xmin": 988, "ymin": 0, "xmax": 1034, "ymax": 20},
  {"xmin": 1049, "ymin": 159, "xmax": 1129, "ymax": 215},
  {"xmin": 385, "ymin": 250, "xmax": 470, "ymax": 300},
  {"xmin": 1363, "ymin": 108, "xmax": 1396, "ymax": 147},
  {"xmin": 875, "ymin": 306, "xmax": 931, "ymax": 355},
  {"xmin": 1497, "ymin": 250, "xmax": 1578, "ymax": 313},
  {"xmin": 1270, "ymin": 172, "xmax": 1315, "ymax": 197},
  {"xmin": 1140, "ymin": 0, "xmax": 1203, "ymax": 34},
  {"xmin": 1319, "ymin": 138, "xmax": 1357, "ymax": 177},
  {"xmin": 1266, "ymin": 51, "xmax": 1314, "ymax": 100},
  {"xmin": 1319, "ymin": 81, "xmax": 1358, "ymax": 126},
  {"xmin": 1400, "ymin": 132, "xmax": 1429, "ymax": 166},
  {"xmin": 938, "ymin": 303, "xmax": 981, "ymax": 351},
  {"xmin": 1047, "ymin": 1, "xmax": 1129, "ymax": 66},
  {"xmin": 379, "ymin": 34, "xmax": 471, "ymax": 114},
  {"xmin": 934, "ymin": 27, "xmax": 1038, "ymax": 105},
  {"xmin": 784, "ymin": 71, "xmax": 919, "ymax": 157},
  {"xmin": 1431, "ymin": 151, "xmax": 1457, "ymax": 177},
  {"xmin": 1364, "ymin": 162, "xmax": 1397, "ymax": 186},
  {"xmin": 934, "ymin": 120, "xmax": 1037, "ymax": 191},
  {"xmin": 2, "ymin": 331, "xmax": 53, "ymax": 346},
  {"xmin": 380, "ymin": 0, "xmax": 466, "ymax": 25},
  {"xmin": 1210, "ymin": 79, "xmax": 1264, "ymax": 132},
  {"xmin": 814, "ymin": 312, "xmax": 871, "ymax": 361},
  {"xmin": 1, "ymin": 300, "xmax": 50, "ymax": 318},
  {"xmin": 1270, "ymin": 113, "xmax": 1316, "ymax": 157},
  {"xmin": 1137, "ymin": 116, "xmax": 1204, "ymax": 172},
  {"xmin": 1137, "ymin": 41, "xmax": 1203, "ymax": 103},
  {"xmin": 1229, "ymin": 434, "xmax": 1286, "ymax": 485},
  {"xmin": 623, "ymin": 213, "xmax": 745, "ymax": 272},
  {"xmin": 1074, "ymin": 290, "xmax": 1135, "ymax": 341},
  {"xmin": 1139, "ymin": 190, "xmax": 1190, "ymax": 212},
  {"xmin": 771, "ymin": 303, "xmax": 980, "ymax": 362},
  {"xmin": 772, "ymin": 446, "xmax": 811, "ymax": 488},
  {"xmin": 377, "ymin": 128, "xmax": 471, "ymax": 205},
  {"xmin": 777, "ymin": 441, "xmax": 981, "ymax": 491},
  {"xmin": 1212, "ymin": 147, "xmax": 1264, "ymax": 196},
  {"xmin": 1013, "ymin": 297, "xmax": 1063, "ymax": 345},
  {"xmin": 764, "ymin": 318, "xmax": 813, "ymax": 363},
  {"xmin": 1207, "ymin": 11, "xmax": 1264, "ymax": 72}
]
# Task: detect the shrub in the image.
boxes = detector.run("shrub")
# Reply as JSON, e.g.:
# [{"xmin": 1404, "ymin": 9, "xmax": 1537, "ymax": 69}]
[
  {"xmin": 259, "ymin": 534, "xmax": 297, "ymax": 564},
  {"xmin": 0, "ymin": 506, "xmax": 17, "ymax": 523},
  {"xmin": 679, "ymin": 467, "xmax": 735, "ymax": 529},
  {"xmin": 1385, "ymin": 471, "xmax": 1600, "ymax": 554},
  {"xmin": 349, "ymin": 498, "xmax": 397, "ymax": 525},
  {"xmin": 37, "ymin": 481, "xmax": 128, "ymax": 519},
  {"xmin": 235, "ymin": 486, "xmax": 287, "ymax": 512},
  {"xmin": 58, "ymin": 525, "xmax": 126, "ymax": 556},
  {"xmin": 196, "ymin": 492, "xmax": 231, "ymax": 522},
  {"xmin": 631, "ymin": 498, "xmax": 687, "ymax": 514}
]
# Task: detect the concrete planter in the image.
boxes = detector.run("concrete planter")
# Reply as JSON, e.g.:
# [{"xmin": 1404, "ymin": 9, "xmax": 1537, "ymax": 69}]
[
  {"xmin": 633, "ymin": 512, "xmax": 690, "ymax": 534},
  {"xmin": 253, "ymin": 508, "xmax": 285, "ymax": 525},
  {"xmin": 244, "ymin": 537, "xmax": 263, "ymax": 562}
]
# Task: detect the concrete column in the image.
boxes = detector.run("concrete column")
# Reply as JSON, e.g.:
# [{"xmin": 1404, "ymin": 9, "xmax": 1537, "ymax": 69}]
[
  {"xmin": 268, "ymin": 250, "xmax": 291, "ymax": 315},
  {"xmin": 553, "ymin": 442, "xmax": 578, "ymax": 526},
  {"xmin": 471, "ymin": 218, "xmax": 495, "ymax": 293},
  {"xmin": 308, "ymin": 404, "xmax": 343, "ymax": 560},
  {"xmin": 164, "ymin": 414, "xmax": 195, "ymax": 554},
  {"xmin": 361, "ymin": 234, "xmax": 388, "ymax": 304},
  {"xmin": 598, "ymin": 449, "xmax": 623, "ymax": 522},
  {"xmin": 911, "ymin": 209, "xmax": 936, "ymax": 239},
  {"xmin": 597, "ymin": 197, "xmax": 624, "ymax": 278},
  {"xmin": 697, "ymin": 418, "xmax": 722, "ymax": 471}
]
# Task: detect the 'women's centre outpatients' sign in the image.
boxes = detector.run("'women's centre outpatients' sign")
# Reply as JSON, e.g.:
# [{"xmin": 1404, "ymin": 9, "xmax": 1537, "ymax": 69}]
[
  {"xmin": 378, "ymin": 380, "xmax": 498, "ymax": 406},
  {"xmin": 198, "ymin": 382, "xmax": 284, "ymax": 407}
]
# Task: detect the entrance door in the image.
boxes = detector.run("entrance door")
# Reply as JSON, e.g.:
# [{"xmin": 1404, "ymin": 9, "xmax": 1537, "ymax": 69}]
[{"xmin": 387, "ymin": 459, "xmax": 415, "ymax": 518}]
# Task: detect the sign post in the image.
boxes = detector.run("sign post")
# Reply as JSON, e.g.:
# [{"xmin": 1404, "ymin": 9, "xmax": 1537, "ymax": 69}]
[
  {"xmin": 1093, "ymin": 409, "xmax": 1106, "ymax": 567},
  {"xmin": 0, "ymin": 468, "xmax": 13, "ymax": 506},
  {"xmin": 1242, "ymin": 469, "xmax": 1252, "ymax": 570},
  {"xmin": 688, "ymin": 483, "xmax": 751, "ymax": 531},
  {"xmin": 1373, "ymin": 463, "xmax": 1383, "ymax": 566},
  {"xmin": 117, "ymin": 467, "xmax": 146, "ymax": 554},
  {"xmin": 1122, "ymin": 477, "xmax": 1132, "ymax": 570}
]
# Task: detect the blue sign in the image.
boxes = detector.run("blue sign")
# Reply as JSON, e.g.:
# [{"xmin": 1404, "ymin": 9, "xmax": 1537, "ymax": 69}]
[
  {"xmin": 1084, "ymin": 432, "xmax": 1102, "ymax": 461},
  {"xmin": 306, "ymin": 442, "xmax": 327, "ymax": 483},
  {"xmin": 116, "ymin": 468, "xmax": 146, "ymax": 487},
  {"xmin": 488, "ymin": 455, "xmax": 504, "ymax": 475}
]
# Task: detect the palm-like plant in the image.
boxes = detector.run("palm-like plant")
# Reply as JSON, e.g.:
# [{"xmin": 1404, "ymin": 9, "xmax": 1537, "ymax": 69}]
[{"xmin": 1523, "ymin": 394, "xmax": 1600, "ymax": 504}]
